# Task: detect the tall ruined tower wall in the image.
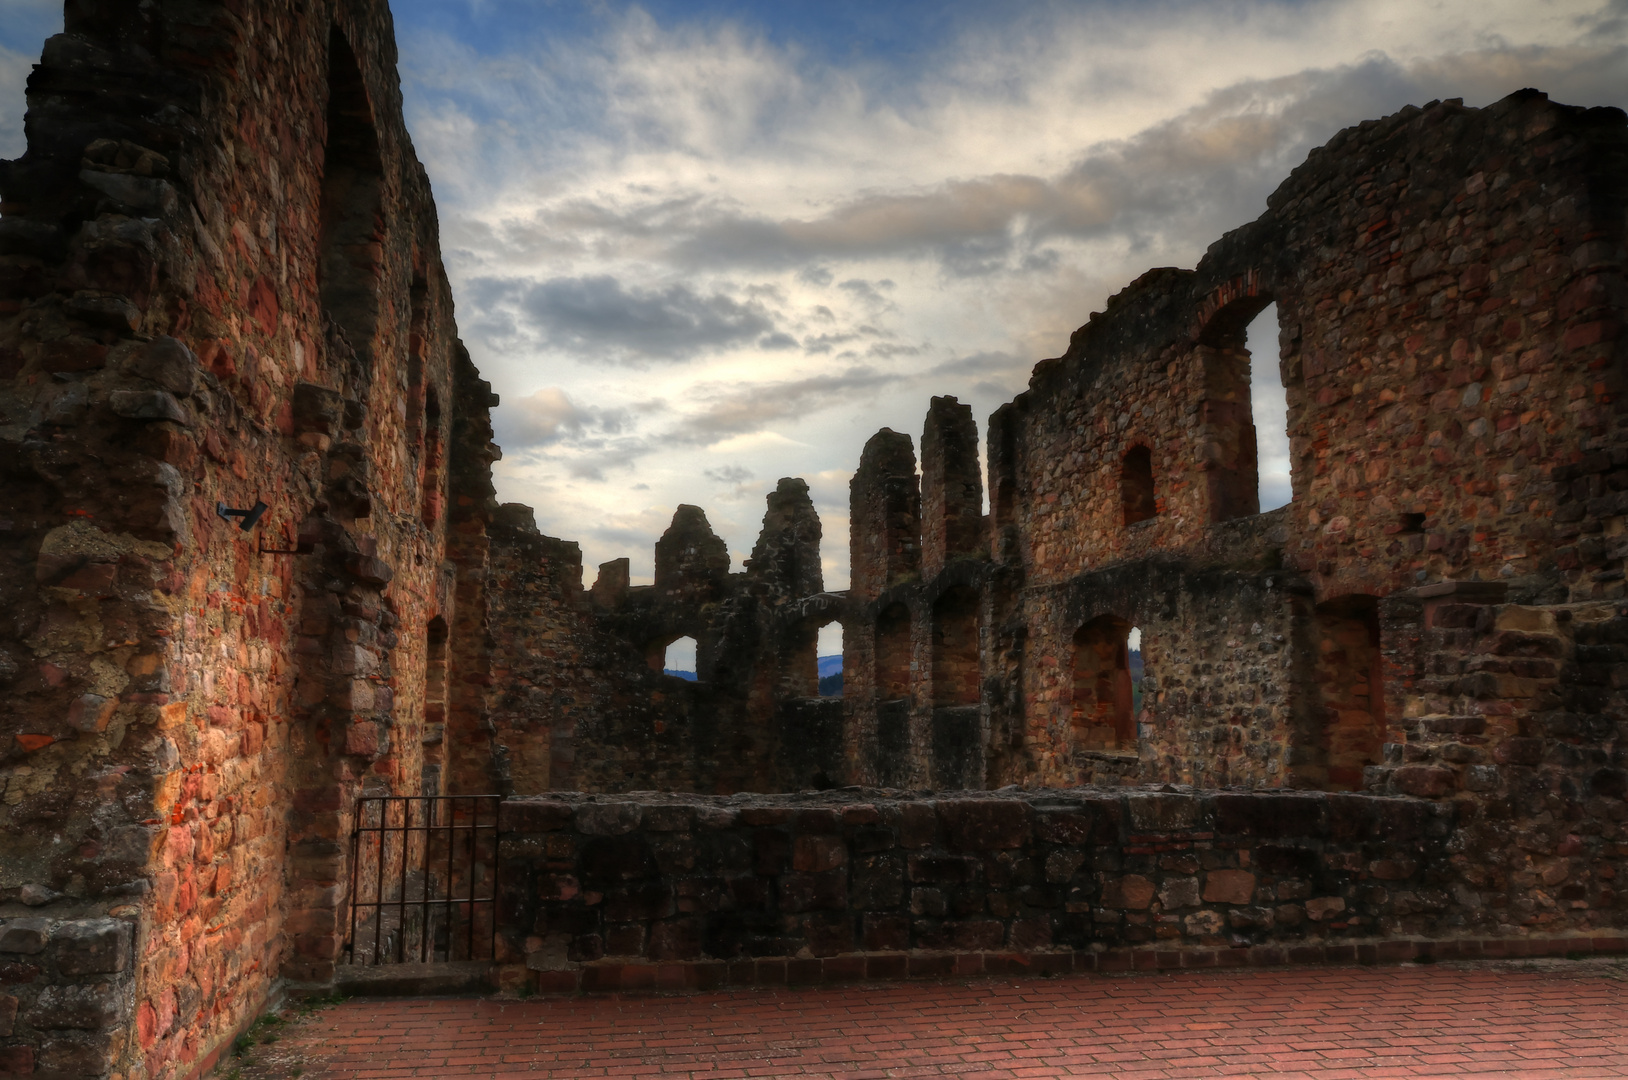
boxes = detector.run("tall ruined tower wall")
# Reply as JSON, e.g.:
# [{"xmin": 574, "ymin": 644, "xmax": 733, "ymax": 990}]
[{"xmin": 0, "ymin": 2, "xmax": 497, "ymax": 1076}]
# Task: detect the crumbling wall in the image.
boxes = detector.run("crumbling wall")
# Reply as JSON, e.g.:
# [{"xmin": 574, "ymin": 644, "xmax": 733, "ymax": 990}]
[
  {"xmin": 835, "ymin": 91, "xmax": 1628, "ymax": 808},
  {"xmin": 493, "ymin": 787, "xmax": 1624, "ymax": 990},
  {"xmin": 474, "ymin": 478, "xmax": 849, "ymax": 797},
  {"xmin": 0, "ymin": 2, "xmax": 496, "ymax": 1076}
]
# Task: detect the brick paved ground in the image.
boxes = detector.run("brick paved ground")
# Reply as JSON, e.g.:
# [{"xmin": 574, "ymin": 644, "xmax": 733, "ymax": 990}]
[{"xmin": 229, "ymin": 961, "xmax": 1628, "ymax": 1079}]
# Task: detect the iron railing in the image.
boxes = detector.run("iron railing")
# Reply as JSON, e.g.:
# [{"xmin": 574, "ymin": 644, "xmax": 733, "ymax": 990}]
[{"xmin": 344, "ymin": 794, "xmax": 501, "ymax": 965}]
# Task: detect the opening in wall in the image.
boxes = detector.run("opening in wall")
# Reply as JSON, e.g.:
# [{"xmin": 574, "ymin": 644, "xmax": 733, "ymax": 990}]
[
  {"xmin": 1122, "ymin": 445, "xmax": 1156, "ymax": 526},
  {"xmin": 656, "ymin": 636, "xmax": 698, "ymax": 681},
  {"xmin": 817, "ymin": 620, "xmax": 843, "ymax": 698},
  {"xmin": 1246, "ymin": 302, "xmax": 1291, "ymax": 512},
  {"xmin": 1313, "ymin": 595, "xmax": 1383, "ymax": 791},
  {"xmin": 1071, "ymin": 616, "xmax": 1135, "ymax": 751},
  {"xmin": 420, "ymin": 615, "xmax": 449, "ymax": 797},
  {"xmin": 932, "ymin": 586, "xmax": 980, "ymax": 708},
  {"xmin": 876, "ymin": 603, "xmax": 911, "ymax": 702},
  {"xmin": 318, "ymin": 26, "xmax": 385, "ymax": 371}
]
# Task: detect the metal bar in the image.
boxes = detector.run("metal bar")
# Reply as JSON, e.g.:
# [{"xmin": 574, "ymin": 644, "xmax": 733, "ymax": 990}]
[
  {"xmin": 372, "ymin": 799, "xmax": 385, "ymax": 965},
  {"xmin": 347, "ymin": 800, "xmax": 361, "ymax": 964},
  {"xmin": 420, "ymin": 797, "xmax": 432, "ymax": 964},
  {"xmin": 397, "ymin": 796, "xmax": 410, "ymax": 962},
  {"xmin": 444, "ymin": 793, "xmax": 455, "ymax": 961},
  {"xmin": 488, "ymin": 798, "xmax": 499, "ymax": 961},
  {"xmin": 466, "ymin": 796, "xmax": 477, "ymax": 962}
]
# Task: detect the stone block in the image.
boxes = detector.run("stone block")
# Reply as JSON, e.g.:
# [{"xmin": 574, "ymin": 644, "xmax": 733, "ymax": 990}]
[
  {"xmin": 1392, "ymin": 766, "xmax": 1456, "ymax": 797},
  {"xmin": 53, "ymin": 921, "xmax": 130, "ymax": 978},
  {"xmin": 1202, "ymin": 871, "xmax": 1257, "ymax": 905},
  {"xmin": 937, "ymin": 799, "xmax": 1031, "ymax": 850},
  {"xmin": 0, "ymin": 919, "xmax": 50, "ymax": 955},
  {"xmin": 0, "ymin": 1046, "xmax": 34, "ymax": 1076},
  {"xmin": 1305, "ymin": 896, "xmax": 1347, "ymax": 921},
  {"xmin": 1101, "ymin": 874, "xmax": 1155, "ymax": 910},
  {"xmin": 780, "ymin": 870, "xmax": 847, "ymax": 912},
  {"xmin": 499, "ymin": 800, "xmax": 574, "ymax": 833},
  {"xmin": 0, "ymin": 993, "xmax": 14, "ymax": 1037},
  {"xmin": 907, "ymin": 856, "xmax": 975, "ymax": 884},
  {"xmin": 36, "ymin": 1030, "xmax": 116, "ymax": 1076},
  {"xmin": 1036, "ymin": 810, "xmax": 1093, "ymax": 845},
  {"xmin": 26, "ymin": 982, "xmax": 126, "ymax": 1030},
  {"xmin": 109, "ymin": 389, "xmax": 188, "ymax": 423},
  {"xmin": 792, "ymin": 835, "xmax": 847, "ymax": 872},
  {"xmin": 850, "ymin": 855, "xmax": 904, "ymax": 910},
  {"xmin": 1126, "ymin": 793, "xmax": 1200, "ymax": 832},
  {"xmin": 1159, "ymin": 877, "xmax": 1200, "ymax": 910}
]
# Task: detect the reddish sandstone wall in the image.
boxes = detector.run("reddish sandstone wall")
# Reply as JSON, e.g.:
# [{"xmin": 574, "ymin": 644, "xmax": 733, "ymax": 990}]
[{"xmin": 0, "ymin": 2, "xmax": 495, "ymax": 1076}]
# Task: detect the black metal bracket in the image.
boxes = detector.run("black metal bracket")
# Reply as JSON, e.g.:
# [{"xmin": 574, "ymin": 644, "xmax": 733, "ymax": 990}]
[{"xmin": 216, "ymin": 500, "xmax": 268, "ymax": 531}]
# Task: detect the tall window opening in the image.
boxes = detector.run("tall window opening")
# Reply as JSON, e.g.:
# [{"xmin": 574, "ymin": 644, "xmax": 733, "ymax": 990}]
[
  {"xmin": 651, "ymin": 635, "xmax": 698, "ymax": 681},
  {"xmin": 1071, "ymin": 616, "xmax": 1135, "ymax": 750},
  {"xmin": 1197, "ymin": 293, "xmax": 1273, "ymax": 523},
  {"xmin": 421, "ymin": 386, "xmax": 444, "ymax": 528},
  {"xmin": 1122, "ymin": 445, "xmax": 1156, "ymax": 525},
  {"xmin": 318, "ymin": 26, "xmax": 385, "ymax": 371},
  {"xmin": 1246, "ymin": 302, "xmax": 1292, "ymax": 512},
  {"xmin": 932, "ymin": 586, "xmax": 980, "ymax": 707},
  {"xmin": 421, "ymin": 615, "xmax": 449, "ymax": 796},
  {"xmin": 1314, "ymin": 595, "xmax": 1383, "ymax": 791},
  {"xmin": 876, "ymin": 603, "xmax": 911, "ymax": 701},
  {"xmin": 817, "ymin": 620, "xmax": 843, "ymax": 698}
]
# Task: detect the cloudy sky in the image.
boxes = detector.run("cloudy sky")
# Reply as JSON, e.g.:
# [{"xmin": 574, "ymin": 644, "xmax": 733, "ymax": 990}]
[{"xmin": 3, "ymin": 0, "xmax": 1626, "ymax": 606}]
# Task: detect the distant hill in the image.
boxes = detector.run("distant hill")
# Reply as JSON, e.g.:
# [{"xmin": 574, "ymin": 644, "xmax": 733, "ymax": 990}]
[
  {"xmin": 663, "ymin": 669, "xmax": 697, "ymax": 681},
  {"xmin": 818, "ymin": 655, "xmax": 842, "ymax": 678},
  {"xmin": 818, "ymin": 672, "xmax": 843, "ymax": 697}
]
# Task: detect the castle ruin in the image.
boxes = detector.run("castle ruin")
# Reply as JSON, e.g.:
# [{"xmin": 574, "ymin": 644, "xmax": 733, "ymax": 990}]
[{"xmin": 0, "ymin": 1, "xmax": 1625, "ymax": 1077}]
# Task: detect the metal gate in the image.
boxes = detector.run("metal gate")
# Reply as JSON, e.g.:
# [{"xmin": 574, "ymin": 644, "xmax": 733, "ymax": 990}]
[{"xmin": 344, "ymin": 794, "xmax": 501, "ymax": 965}]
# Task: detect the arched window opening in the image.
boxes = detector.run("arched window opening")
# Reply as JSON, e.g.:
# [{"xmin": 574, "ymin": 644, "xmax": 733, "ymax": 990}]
[
  {"xmin": 817, "ymin": 620, "xmax": 843, "ymax": 698},
  {"xmin": 876, "ymin": 603, "xmax": 911, "ymax": 702},
  {"xmin": 932, "ymin": 586, "xmax": 980, "ymax": 708},
  {"xmin": 1314, "ymin": 595, "xmax": 1383, "ymax": 791},
  {"xmin": 1246, "ymin": 302, "xmax": 1292, "ymax": 512},
  {"xmin": 420, "ymin": 615, "xmax": 449, "ymax": 797},
  {"xmin": 1071, "ymin": 616, "xmax": 1135, "ymax": 751},
  {"xmin": 650, "ymin": 635, "xmax": 698, "ymax": 681},
  {"xmin": 319, "ymin": 26, "xmax": 385, "ymax": 374},
  {"xmin": 1122, "ymin": 445, "xmax": 1156, "ymax": 526}
]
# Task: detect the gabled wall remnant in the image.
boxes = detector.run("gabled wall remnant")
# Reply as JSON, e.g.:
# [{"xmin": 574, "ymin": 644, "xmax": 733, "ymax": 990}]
[{"xmin": 1, "ymin": 0, "xmax": 1624, "ymax": 1070}]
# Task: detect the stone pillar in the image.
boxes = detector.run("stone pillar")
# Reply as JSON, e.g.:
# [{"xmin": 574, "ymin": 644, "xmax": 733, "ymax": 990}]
[
  {"xmin": 849, "ymin": 429, "xmax": 921, "ymax": 604},
  {"xmin": 653, "ymin": 505, "xmax": 731, "ymax": 602},
  {"xmin": 921, "ymin": 396, "xmax": 984, "ymax": 578},
  {"xmin": 745, "ymin": 477, "xmax": 823, "ymax": 600}
]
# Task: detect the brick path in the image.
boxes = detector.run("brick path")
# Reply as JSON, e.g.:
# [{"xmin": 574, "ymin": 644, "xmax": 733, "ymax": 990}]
[{"xmin": 232, "ymin": 961, "xmax": 1628, "ymax": 1079}]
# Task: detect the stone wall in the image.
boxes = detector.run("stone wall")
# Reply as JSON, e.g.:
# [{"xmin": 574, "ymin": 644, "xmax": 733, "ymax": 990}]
[
  {"xmin": 0, "ymin": 1, "xmax": 497, "ymax": 1076},
  {"xmin": 493, "ymin": 788, "xmax": 1626, "ymax": 990},
  {"xmin": 833, "ymin": 90, "xmax": 1628, "ymax": 805},
  {"xmin": 466, "ymin": 482, "xmax": 850, "ymax": 797}
]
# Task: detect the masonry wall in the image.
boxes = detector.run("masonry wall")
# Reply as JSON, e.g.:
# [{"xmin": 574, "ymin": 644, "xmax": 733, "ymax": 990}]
[
  {"xmin": 835, "ymin": 91, "xmax": 1628, "ymax": 805},
  {"xmin": 468, "ymin": 480, "xmax": 850, "ymax": 799},
  {"xmin": 0, "ymin": 2, "xmax": 496, "ymax": 1076},
  {"xmin": 492, "ymin": 787, "xmax": 1627, "ymax": 991}
]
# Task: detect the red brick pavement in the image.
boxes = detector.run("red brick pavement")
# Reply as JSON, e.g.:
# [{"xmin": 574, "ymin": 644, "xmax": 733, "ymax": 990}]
[{"xmin": 235, "ymin": 962, "xmax": 1628, "ymax": 1079}]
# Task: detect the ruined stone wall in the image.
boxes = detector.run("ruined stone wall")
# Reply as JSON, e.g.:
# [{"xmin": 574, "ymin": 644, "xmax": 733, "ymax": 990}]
[
  {"xmin": 0, "ymin": 2, "xmax": 496, "ymax": 1076},
  {"xmin": 834, "ymin": 91, "xmax": 1628, "ymax": 805},
  {"xmin": 979, "ymin": 91, "xmax": 1628, "ymax": 793},
  {"xmin": 472, "ymin": 480, "xmax": 849, "ymax": 798},
  {"xmin": 493, "ymin": 788, "xmax": 1626, "ymax": 991}
]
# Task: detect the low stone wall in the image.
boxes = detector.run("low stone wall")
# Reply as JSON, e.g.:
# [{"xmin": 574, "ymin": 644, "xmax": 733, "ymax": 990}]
[{"xmin": 494, "ymin": 788, "xmax": 1627, "ymax": 991}]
